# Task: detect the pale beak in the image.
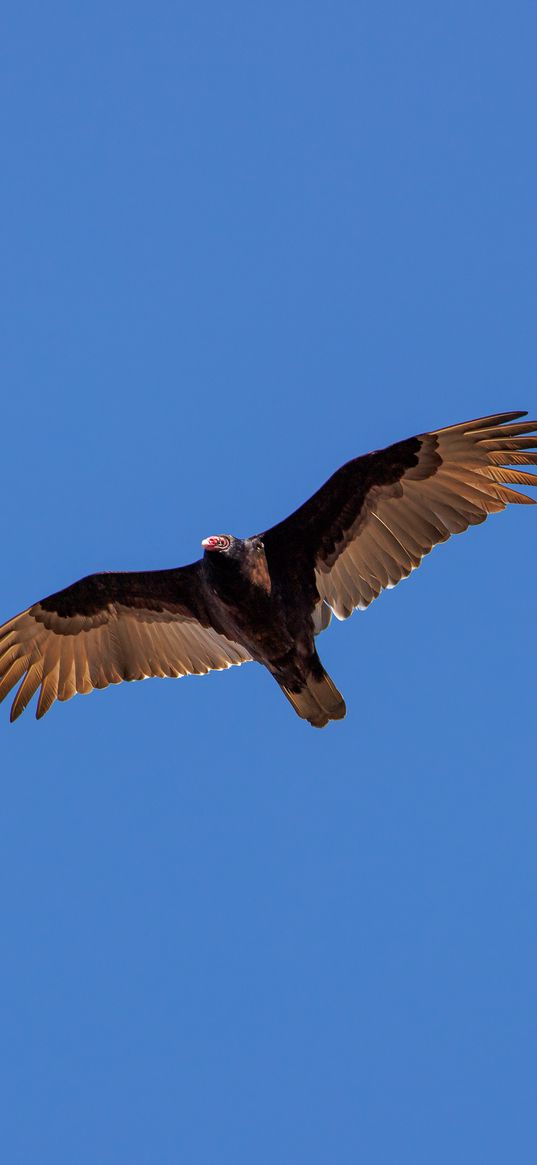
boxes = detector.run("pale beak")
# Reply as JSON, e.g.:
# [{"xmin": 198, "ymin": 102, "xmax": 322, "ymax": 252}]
[{"xmin": 201, "ymin": 537, "xmax": 219, "ymax": 550}]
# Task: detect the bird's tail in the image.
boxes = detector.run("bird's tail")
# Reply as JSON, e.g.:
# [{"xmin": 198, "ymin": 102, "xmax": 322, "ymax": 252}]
[{"xmin": 279, "ymin": 666, "xmax": 346, "ymax": 729}]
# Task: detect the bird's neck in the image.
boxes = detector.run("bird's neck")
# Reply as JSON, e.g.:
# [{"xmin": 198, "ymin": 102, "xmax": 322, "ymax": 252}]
[{"xmin": 203, "ymin": 548, "xmax": 272, "ymax": 602}]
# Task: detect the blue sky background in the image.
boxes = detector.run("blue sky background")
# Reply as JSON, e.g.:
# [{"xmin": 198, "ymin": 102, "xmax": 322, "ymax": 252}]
[{"xmin": 1, "ymin": 3, "xmax": 536, "ymax": 1161}]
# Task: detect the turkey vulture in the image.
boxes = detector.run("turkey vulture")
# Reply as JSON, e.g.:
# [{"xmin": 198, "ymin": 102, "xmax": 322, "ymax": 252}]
[{"xmin": 1, "ymin": 411, "xmax": 536, "ymax": 727}]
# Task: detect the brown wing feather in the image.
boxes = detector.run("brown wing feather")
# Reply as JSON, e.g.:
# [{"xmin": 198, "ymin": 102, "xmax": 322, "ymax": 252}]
[
  {"xmin": 317, "ymin": 412, "xmax": 537, "ymax": 619},
  {"xmin": 263, "ymin": 412, "xmax": 537, "ymax": 622},
  {"xmin": 0, "ymin": 564, "xmax": 251, "ymax": 721}
]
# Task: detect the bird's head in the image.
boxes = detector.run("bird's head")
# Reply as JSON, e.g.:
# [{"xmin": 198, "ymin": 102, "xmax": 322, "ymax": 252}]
[
  {"xmin": 201, "ymin": 534, "xmax": 266, "ymax": 558},
  {"xmin": 201, "ymin": 534, "xmax": 236, "ymax": 554},
  {"xmin": 201, "ymin": 534, "xmax": 270, "ymax": 591},
  {"xmin": 201, "ymin": 534, "xmax": 267, "ymax": 565}
]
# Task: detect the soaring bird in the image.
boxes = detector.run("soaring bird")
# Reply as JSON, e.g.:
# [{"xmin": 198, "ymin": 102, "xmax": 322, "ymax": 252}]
[{"xmin": 1, "ymin": 411, "xmax": 535, "ymax": 727}]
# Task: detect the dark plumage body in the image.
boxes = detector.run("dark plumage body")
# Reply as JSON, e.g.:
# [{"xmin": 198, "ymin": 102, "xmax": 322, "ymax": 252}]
[
  {"xmin": 201, "ymin": 538, "xmax": 338, "ymax": 724},
  {"xmin": 1, "ymin": 412, "xmax": 536, "ymax": 726}
]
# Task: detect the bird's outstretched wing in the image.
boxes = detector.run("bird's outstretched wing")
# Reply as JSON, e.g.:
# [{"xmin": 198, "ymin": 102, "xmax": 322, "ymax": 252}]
[
  {"xmin": 0, "ymin": 564, "xmax": 251, "ymax": 721},
  {"xmin": 263, "ymin": 411, "xmax": 537, "ymax": 620}
]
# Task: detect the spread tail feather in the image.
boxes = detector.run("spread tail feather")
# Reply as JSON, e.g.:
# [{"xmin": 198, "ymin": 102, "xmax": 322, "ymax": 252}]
[{"xmin": 280, "ymin": 668, "xmax": 346, "ymax": 728}]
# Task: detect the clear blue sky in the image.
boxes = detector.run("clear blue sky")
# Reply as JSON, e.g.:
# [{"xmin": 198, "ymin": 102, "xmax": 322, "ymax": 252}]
[{"xmin": 1, "ymin": 3, "xmax": 536, "ymax": 1162}]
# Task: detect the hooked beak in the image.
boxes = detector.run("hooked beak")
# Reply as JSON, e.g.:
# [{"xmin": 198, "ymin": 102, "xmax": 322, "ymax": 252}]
[{"xmin": 201, "ymin": 537, "xmax": 219, "ymax": 550}]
